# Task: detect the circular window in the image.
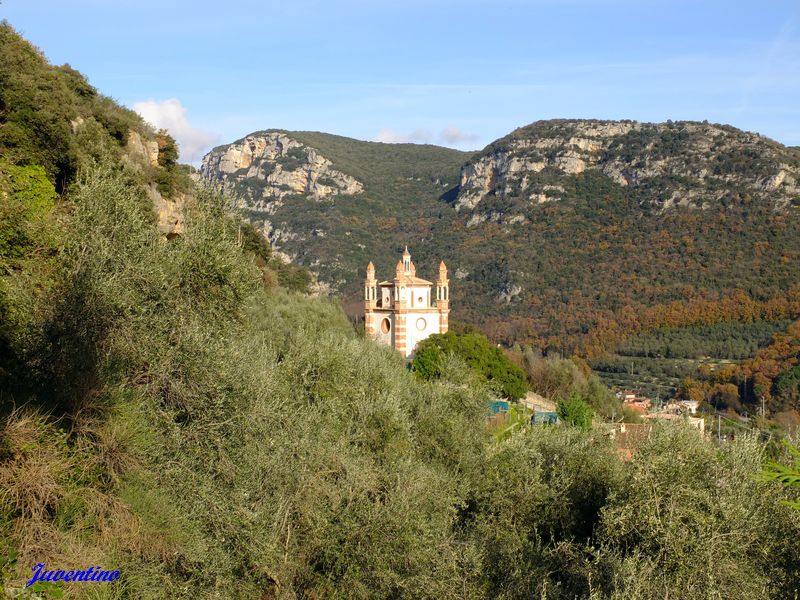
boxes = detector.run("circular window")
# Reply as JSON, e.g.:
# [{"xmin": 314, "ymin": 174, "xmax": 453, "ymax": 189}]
[
  {"xmin": 381, "ymin": 318, "xmax": 391, "ymax": 334},
  {"xmin": 416, "ymin": 318, "xmax": 427, "ymax": 331},
  {"xmin": 418, "ymin": 296, "xmax": 424, "ymax": 304}
]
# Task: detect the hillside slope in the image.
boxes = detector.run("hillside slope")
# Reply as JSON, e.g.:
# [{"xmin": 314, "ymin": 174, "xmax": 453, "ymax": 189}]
[
  {"xmin": 457, "ymin": 119, "xmax": 798, "ymax": 212},
  {"xmin": 203, "ymin": 121, "xmax": 800, "ymax": 350},
  {"xmin": 3, "ymin": 23, "xmax": 800, "ymax": 600},
  {"xmin": 201, "ymin": 131, "xmax": 468, "ymax": 295}
]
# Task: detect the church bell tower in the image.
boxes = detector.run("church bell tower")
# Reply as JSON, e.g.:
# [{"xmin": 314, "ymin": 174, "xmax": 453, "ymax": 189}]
[{"xmin": 363, "ymin": 247, "xmax": 450, "ymax": 358}]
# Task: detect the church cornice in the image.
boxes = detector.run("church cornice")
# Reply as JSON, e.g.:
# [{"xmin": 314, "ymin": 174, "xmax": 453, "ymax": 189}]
[
  {"xmin": 369, "ymin": 307, "xmax": 449, "ymax": 314},
  {"xmin": 377, "ymin": 278, "xmax": 433, "ymax": 286}
]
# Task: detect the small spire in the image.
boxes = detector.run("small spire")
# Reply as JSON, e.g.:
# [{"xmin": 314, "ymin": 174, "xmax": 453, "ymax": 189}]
[
  {"xmin": 439, "ymin": 260, "xmax": 447, "ymax": 272},
  {"xmin": 401, "ymin": 246, "xmax": 412, "ymax": 275},
  {"xmin": 367, "ymin": 261, "xmax": 375, "ymax": 273}
]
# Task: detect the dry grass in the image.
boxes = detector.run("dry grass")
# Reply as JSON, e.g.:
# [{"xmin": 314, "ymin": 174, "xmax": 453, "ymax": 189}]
[
  {"xmin": 72, "ymin": 406, "xmax": 141, "ymax": 487},
  {"xmin": 0, "ymin": 408, "xmax": 68, "ymax": 524},
  {"xmin": 0, "ymin": 407, "xmax": 145, "ymax": 592}
]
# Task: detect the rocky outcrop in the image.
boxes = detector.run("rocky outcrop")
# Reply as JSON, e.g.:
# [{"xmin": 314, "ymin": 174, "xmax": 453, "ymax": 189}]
[
  {"xmin": 497, "ymin": 283, "xmax": 523, "ymax": 304},
  {"xmin": 146, "ymin": 183, "xmax": 186, "ymax": 238},
  {"xmin": 455, "ymin": 120, "xmax": 800, "ymax": 213},
  {"xmin": 201, "ymin": 132, "xmax": 363, "ymax": 203},
  {"xmin": 199, "ymin": 131, "xmax": 365, "ymax": 265},
  {"xmin": 124, "ymin": 129, "xmax": 186, "ymax": 238},
  {"xmin": 127, "ymin": 130, "xmax": 160, "ymax": 167}
]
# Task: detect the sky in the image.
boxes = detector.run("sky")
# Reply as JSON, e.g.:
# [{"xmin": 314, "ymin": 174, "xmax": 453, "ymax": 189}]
[{"xmin": 2, "ymin": 0, "xmax": 799, "ymax": 163}]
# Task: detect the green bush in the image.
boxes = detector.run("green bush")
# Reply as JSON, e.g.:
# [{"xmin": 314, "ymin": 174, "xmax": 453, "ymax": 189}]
[
  {"xmin": 597, "ymin": 428, "xmax": 800, "ymax": 599},
  {"xmin": 0, "ymin": 161, "xmax": 56, "ymax": 261},
  {"xmin": 760, "ymin": 441, "xmax": 800, "ymax": 511},
  {"xmin": 524, "ymin": 352, "xmax": 621, "ymax": 418},
  {"xmin": 556, "ymin": 393, "xmax": 594, "ymax": 430},
  {"xmin": 413, "ymin": 331, "xmax": 528, "ymax": 399},
  {"xmin": 470, "ymin": 426, "xmax": 624, "ymax": 598}
]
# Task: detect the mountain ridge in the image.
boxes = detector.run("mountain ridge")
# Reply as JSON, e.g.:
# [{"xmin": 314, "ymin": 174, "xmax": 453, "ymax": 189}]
[
  {"xmin": 457, "ymin": 118, "xmax": 798, "ymax": 215},
  {"xmin": 201, "ymin": 119, "xmax": 800, "ymax": 351}
]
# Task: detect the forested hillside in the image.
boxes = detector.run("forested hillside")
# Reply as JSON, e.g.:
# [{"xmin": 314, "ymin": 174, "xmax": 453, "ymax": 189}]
[
  {"xmin": 203, "ymin": 119, "xmax": 800, "ymax": 420},
  {"xmin": 201, "ymin": 129, "xmax": 469, "ymax": 298},
  {"xmin": 451, "ymin": 119, "xmax": 800, "ymax": 350},
  {"xmin": 2, "ymin": 22, "xmax": 800, "ymax": 600},
  {"xmin": 203, "ymin": 121, "xmax": 800, "ymax": 353}
]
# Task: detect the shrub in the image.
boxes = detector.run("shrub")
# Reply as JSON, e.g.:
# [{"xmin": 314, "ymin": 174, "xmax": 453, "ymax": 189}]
[
  {"xmin": 524, "ymin": 352, "xmax": 621, "ymax": 418},
  {"xmin": 0, "ymin": 161, "xmax": 56, "ymax": 261},
  {"xmin": 760, "ymin": 441, "xmax": 800, "ymax": 511},
  {"xmin": 556, "ymin": 393, "xmax": 594, "ymax": 430},
  {"xmin": 413, "ymin": 331, "xmax": 528, "ymax": 399}
]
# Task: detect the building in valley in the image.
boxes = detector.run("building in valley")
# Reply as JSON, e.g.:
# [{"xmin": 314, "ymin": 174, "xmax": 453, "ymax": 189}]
[{"xmin": 364, "ymin": 247, "xmax": 450, "ymax": 358}]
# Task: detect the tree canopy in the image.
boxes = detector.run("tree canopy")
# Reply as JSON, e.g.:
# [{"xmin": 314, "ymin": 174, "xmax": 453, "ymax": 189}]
[
  {"xmin": 412, "ymin": 331, "xmax": 528, "ymax": 399},
  {"xmin": 556, "ymin": 393, "xmax": 594, "ymax": 431}
]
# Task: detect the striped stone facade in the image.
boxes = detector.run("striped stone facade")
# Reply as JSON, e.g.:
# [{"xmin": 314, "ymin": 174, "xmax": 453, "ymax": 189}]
[{"xmin": 364, "ymin": 247, "xmax": 450, "ymax": 358}]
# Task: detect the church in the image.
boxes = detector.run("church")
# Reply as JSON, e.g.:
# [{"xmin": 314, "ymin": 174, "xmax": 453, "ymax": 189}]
[{"xmin": 364, "ymin": 247, "xmax": 450, "ymax": 358}]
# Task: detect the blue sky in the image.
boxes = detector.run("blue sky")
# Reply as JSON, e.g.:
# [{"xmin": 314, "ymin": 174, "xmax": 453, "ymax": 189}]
[{"xmin": 3, "ymin": 0, "xmax": 799, "ymax": 163}]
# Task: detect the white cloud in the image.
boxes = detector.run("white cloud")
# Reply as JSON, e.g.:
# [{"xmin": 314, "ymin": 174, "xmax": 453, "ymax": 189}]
[
  {"xmin": 439, "ymin": 126, "xmax": 480, "ymax": 145},
  {"xmin": 374, "ymin": 128, "xmax": 433, "ymax": 144},
  {"xmin": 132, "ymin": 98, "xmax": 219, "ymax": 164},
  {"xmin": 374, "ymin": 126, "xmax": 480, "ymax": 147}
]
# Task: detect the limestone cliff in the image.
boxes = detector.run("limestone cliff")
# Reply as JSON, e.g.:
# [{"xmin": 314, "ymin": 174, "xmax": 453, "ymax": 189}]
[
  {"xmin": 123, "ymin": 129, "xmax": 187, "ymax": 238},
  {"xmin": 456, "ymin": 120, "xmax": 800, "ymax": 218},
  {"xmin": 201, "ymin": 131, "xmax": 363, "ymax": 206},
  {"xmin": 126, "ymin": 130, "xmax": 160, "ymax": 168},
  {"xmin": 199, "ymin": 131, "xmax": 366, "ymax": 262}
]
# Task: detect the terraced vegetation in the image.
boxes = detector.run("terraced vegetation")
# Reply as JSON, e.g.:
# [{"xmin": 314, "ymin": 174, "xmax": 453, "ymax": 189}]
[{"xmin": 591, "ymin": 321, "xmax": 793, "ymax": 401}]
